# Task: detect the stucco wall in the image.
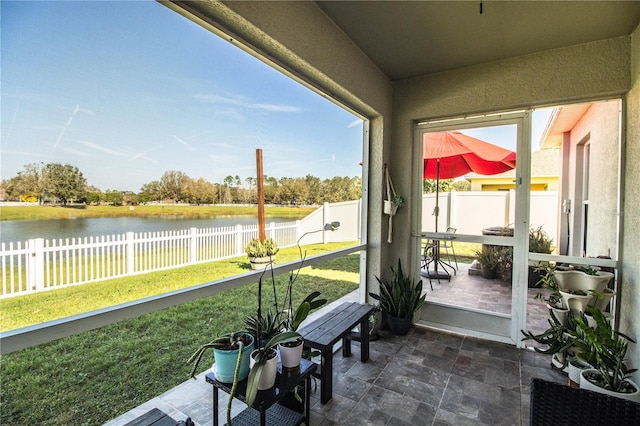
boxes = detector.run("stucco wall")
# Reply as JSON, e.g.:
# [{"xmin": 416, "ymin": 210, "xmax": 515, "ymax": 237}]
[
  {"xmin": 564, "ymin": 101, "xmax": 620, "ymax": 258},
  {"xmin": 621, "ymin": 23, "xmax": 640, "ymax": 382}
]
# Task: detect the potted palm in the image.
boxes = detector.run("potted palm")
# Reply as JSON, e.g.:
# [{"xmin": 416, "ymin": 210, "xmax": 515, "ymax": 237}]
[
  {"xmin": 474, "ymin": 246, "xmax": 500, "ymax": 279},
  {"xmin": 576, "ymin": 307, "xmax": 639, "ymax": 402},
  {"xmin": 369, "ymin": 259, "xmax": 426, "ymax": 335},
  {"xmin": 245, "ymin": 237, "xmax": 279, "ymax": 270}
]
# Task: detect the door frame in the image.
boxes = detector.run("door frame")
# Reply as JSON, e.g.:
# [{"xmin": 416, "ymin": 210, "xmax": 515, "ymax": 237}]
[{"xmin": 411, "ymin": 111, "xmax": 532, "ymax": 346}]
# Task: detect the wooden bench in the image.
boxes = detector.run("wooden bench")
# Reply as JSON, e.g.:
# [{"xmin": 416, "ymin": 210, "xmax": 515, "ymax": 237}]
[{"xmin": 297, "ymin": 302, "xmax": 376, "ymax": 404}]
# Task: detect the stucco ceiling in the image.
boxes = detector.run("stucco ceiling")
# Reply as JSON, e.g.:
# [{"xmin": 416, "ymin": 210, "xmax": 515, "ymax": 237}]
[{"xmin": 315, "ymin": 1, "xmax": 640, "ymax": 81}]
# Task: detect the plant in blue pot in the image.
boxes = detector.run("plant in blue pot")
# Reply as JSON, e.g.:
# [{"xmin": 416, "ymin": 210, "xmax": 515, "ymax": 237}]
[{"xmin": 187, "ymin": 331, "xmax": 254, "ymax": 425}]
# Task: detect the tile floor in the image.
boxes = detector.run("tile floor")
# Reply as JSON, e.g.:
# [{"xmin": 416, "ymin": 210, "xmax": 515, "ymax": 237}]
[{"xmin": 105, "ymin": 263, "xmax": 561, "ymax": 426}]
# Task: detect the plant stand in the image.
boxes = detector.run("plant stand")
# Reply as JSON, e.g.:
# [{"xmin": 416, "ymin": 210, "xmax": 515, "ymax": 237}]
[{"xmin": 206, "ymin": 359, "xmax": 316, "ymax": 426}]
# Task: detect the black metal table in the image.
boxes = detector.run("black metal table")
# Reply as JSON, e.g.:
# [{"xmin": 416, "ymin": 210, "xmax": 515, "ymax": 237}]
[{"xmin": 205, "ymin": 358, "xmax": 316, "ymax": 426}]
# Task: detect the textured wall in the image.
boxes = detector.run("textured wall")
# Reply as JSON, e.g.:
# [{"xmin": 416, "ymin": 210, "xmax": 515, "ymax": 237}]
[
  {"xmin": 567, "ymin": 101, "xmax": 620, "ymax": 259},
  {"xmin": 621, "ymin": 23, "xmax": 640, "ymax": 382}
]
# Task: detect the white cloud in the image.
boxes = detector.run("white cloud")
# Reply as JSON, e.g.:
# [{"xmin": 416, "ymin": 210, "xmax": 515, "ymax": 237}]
[
  {"xmin": 171, "ymin": 135, "xmax": 194, "ymax": 151},
  {"xmin": 193, "ymin": 94, "xmax": 243, "ymax": 105},
  {"xmin": 248, "ymin": 103, "xmax": 302, "ymax": 113},
  {"xmin": 79, "ymin": 140, "xmax": 126, "ymax": 156}
]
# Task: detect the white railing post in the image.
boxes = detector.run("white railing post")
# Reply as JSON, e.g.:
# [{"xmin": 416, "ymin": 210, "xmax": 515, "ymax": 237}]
[
  {"xmin": 235, "ymin": 224, "xmax": 243, "ymax": 257},
  {"xmin": 189, "ymin": 227, "xmax": 198, "ymax": 264},
  {"xmin": 268, "ymin": 222, "xmax": 275, "ymax": 241},
  {"xmin": 29, "ymin": 238, "xmax": 45, "ymax": 292},
  {"xmin": 126, "ymin": 232, "xmax": 135, "ymax": 275}
]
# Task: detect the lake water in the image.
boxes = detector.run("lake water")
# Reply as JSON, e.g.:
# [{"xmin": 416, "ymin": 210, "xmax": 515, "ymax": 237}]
[{"xmin": 0, "ymin": 216, "xmax": 291, "ymax": 244}]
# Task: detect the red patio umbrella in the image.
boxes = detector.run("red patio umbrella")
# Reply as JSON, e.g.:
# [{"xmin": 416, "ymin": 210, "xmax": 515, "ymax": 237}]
[
  {"xmin": 423, "ymin": 131, "xmax": 516, "ymax": 279},
  {"xmin": 423, "ymin": 131, "xmax": 516, "ymax": 231}
]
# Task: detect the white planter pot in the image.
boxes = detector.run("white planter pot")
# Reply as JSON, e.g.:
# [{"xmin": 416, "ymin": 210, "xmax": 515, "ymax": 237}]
[
  {"xmin": 551, "ymin": 353, "xmax": 568, "ymax": 373},
  {"xmin": 579, "ymin": 369, "xmax": 640, "ymax": 403},
  {"xmin": 554, "ymin": 269, "xmax": 613, "ymax": 295},
  {"xmin": 559, "ymin": 289, "xmax": 593, "ymax": 315},
  {"xmin": 592, "ymin": 288, "xmax": 616, "ymax": 311},
  {"xmin": 249, "ymin": 256, "xmax": 275, "ymax": 270},
  {"xmin": 279, "ymin": 338, "xmax": 303, "ymax": 370},
  {"xmin": 250, "ymin": 349, "xmax": 278, "ymax": 390},
  {"xmin": 568, "ymin": 358, "xmax": 591, "ymax": 384},
  {"xmin": 547, "ymin": 303, "xmax": 569, "ymax": 326}
]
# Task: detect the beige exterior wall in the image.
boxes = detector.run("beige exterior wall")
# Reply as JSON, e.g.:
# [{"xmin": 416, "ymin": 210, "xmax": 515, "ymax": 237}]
[{"xmin": 561, "ymin": 101, "xmax": 621, "ymax": 258}]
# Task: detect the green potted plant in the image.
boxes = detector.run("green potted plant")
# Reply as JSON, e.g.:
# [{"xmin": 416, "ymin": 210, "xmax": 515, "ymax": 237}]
[
  {"xmin": 528, "ymin": 225, "xmax": 553, "ymax": 287},
  {"xmin": 187, "ymin": 331, "xmax": 255, "ymax": 425},
  {"xmin": 245, "ymin": 237, "xmax": 279, "ymax": 270},
  {"xmin": 474, "ymin": 246, "xmax": 500, "ymax": 279},
  {"xmin": 575, "ymin": 307, "xmax": 639, "ymax": 402},
  {"xmin": 521, "ymin": 308, "xmax": 576, "ymax": 371},
  {"xmin": 369, "ymin": 258, "xmax": 426, "ymax": 336}
]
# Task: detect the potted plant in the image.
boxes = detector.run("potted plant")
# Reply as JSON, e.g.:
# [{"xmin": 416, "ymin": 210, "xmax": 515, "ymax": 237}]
[
  {"xmin": 187, "ymin": 331, "xmax": 255, "ymax": 425},
  {"xmin": 576, "ymin": 307, "xmax": 639, "ymax": 402},
  {"xmin": 528, "ymin": 225, "xmax": 554, "ymax": 287},
  {"xmin": 521, "ymin": 308, "xmax": 576, "ymax": 371},
  {"xmin": 369, "ymin": 258, "xmax": 426, "ymax": 336},
  {"xmin": 245, "ymin": 237, "xmax": 279, "ymax": 270},
  {"xmin": 279, "ymin": 285, "xmax": 326, "ymax": 369},
  {"xmin": 533, "ymin": 263, "xmax": 570, "ymax": 325},
  {"xmin": 474, "ymin": 246, "xmax": 499, "ymax": 279}
]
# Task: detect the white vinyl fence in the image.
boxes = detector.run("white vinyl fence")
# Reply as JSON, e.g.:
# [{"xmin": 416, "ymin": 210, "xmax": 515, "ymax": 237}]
[{"xmin": 0, "ymin": 200, "xmax": 362, "ymax": 298}]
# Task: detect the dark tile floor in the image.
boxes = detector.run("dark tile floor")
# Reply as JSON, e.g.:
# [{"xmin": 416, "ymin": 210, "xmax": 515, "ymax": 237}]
[{"xmin": 307, "ymin": 326, "xmax": 566, "ymax": 426}]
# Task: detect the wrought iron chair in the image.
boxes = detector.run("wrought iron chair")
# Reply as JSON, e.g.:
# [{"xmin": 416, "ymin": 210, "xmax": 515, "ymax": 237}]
[{"xmin": 440, "ymin": 227, "xmax": 458, "ymax": 271}]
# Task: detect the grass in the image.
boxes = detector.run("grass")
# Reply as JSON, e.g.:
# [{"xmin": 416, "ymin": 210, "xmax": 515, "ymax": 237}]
[
  {"xmin": 0, "ymin": 204, "xmax": 315, "ymax": 221},
  {"xmin": 0, "ymin": 243, "xmax": 359, "ymax": 425}
]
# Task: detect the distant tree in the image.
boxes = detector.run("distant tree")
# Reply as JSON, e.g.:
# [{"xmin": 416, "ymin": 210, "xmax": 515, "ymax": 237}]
[
  {"xmin": 45, "ymin": 163, "xmax": 87, "ymax": 204},
  {"xmin": 186, "ymin": 177, "xmax": 216, "ymax": 205},
  {"xmin": 423, "ymin": 178, "xmax": 454, "ymax": 194},
  {"xmin": 452, "ymin": 180, "xmax": 471, "ymax": 191},
  {"xmin": 103, "ymin": 189, "xmax": 124, "ymax": 206},
  {"xmin": 12, "ymin": 163, "xmax": 50, "ymax": 204},
  {"xmin": 159, "ymin": 171, "xmax": 190, "ymax": 202},
  {"xmin": 278, "ymin": 177, "xmax": 309, "ymax": 206},
  {"xmin": 139, "ymin": 180, "xmax": 162, "ymax": 203}
]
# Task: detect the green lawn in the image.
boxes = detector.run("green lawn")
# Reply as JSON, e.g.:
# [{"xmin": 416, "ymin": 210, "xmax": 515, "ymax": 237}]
[{"xmin": 0, "ymin": 243, "xmax": 359, "ymax": 425}]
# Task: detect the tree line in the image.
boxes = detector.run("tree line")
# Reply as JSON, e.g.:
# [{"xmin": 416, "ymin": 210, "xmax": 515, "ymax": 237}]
[{"xmin": 0, "ymin": 163, "xmax": 363, "ymax": 206}]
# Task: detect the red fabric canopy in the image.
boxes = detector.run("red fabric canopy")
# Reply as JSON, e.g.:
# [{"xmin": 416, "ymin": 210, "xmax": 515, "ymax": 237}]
[{"xmin": 423, "ymin": 131, "xmax": 516, "ymax": 179}]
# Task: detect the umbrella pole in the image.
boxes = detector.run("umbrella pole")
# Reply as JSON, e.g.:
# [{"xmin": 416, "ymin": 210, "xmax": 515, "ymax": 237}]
[{"xmin": 429, "ymin": 159, "xmax": 450, "ymax": 281}]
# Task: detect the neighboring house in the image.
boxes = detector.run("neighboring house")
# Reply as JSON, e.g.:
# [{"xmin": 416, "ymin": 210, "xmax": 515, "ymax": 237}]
[
  {"xmin": 466, "ymin": 148, "xmax": 560, "ymax": 191},
  {"xmin": 538, "ymin": 101, "xmax": 620, "ymax": 259}
]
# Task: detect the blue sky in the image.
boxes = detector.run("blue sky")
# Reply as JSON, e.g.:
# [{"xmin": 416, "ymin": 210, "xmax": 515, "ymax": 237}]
[
  {"xmin": 1, "ymin": 1, "xmax": 364, "ymax": 192},
  {"xmin": 2, "ymin": 1, "xmax": 551, "ymax": 193}
]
